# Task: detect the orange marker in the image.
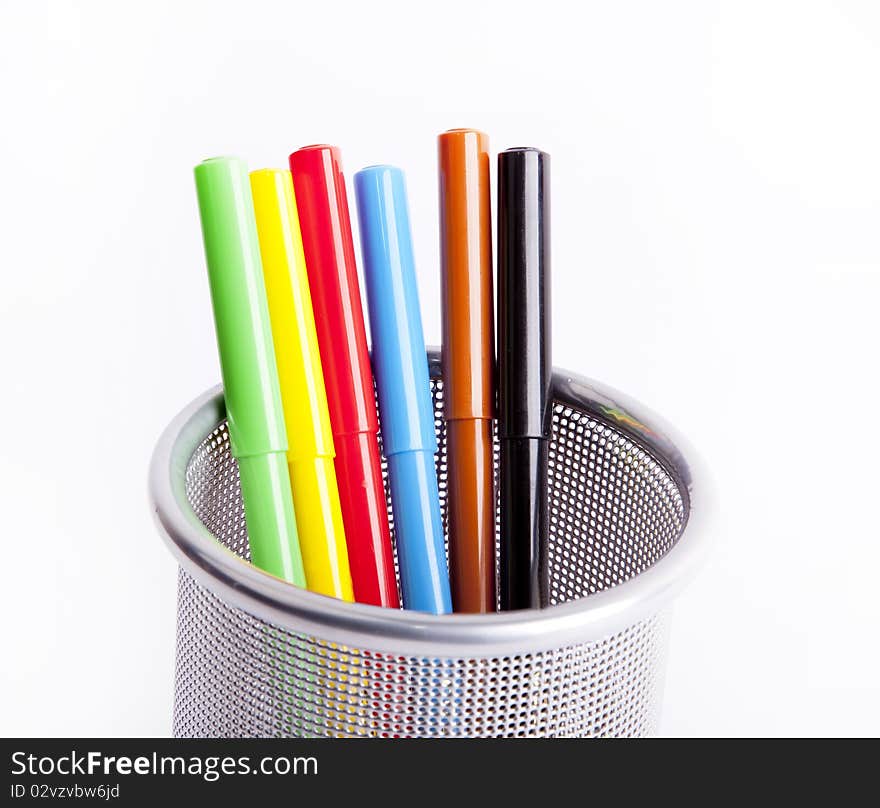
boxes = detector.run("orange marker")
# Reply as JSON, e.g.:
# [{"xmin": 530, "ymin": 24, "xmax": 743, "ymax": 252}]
[{"xmin": 438, "ymin": 129, "xmax": 497, "ymax": 613}]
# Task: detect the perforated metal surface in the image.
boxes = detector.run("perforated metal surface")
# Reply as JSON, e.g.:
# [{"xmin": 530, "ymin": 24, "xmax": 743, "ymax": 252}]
[
  {"xmin": 547, "ymin": 403, "xmax": 684, "ymax": 604},
  {"xmin": 174, "ymin": 376, "xmax": 687, "ymax": 738}
]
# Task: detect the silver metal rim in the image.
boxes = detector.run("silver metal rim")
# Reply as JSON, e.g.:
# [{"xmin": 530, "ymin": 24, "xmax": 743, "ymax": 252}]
[{"xmin": 149, "ymin": 349, "xmax": 712, "ymax": 657}]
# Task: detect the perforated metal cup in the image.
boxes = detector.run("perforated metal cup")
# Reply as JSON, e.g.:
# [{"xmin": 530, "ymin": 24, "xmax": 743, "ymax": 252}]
[{"xmin": 150, "ymin": 350, "xmax": 708, "ymax": 737}]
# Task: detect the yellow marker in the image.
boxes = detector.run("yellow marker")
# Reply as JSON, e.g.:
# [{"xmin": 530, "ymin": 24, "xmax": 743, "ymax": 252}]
[{"xmin": 250, "ymin": 168, "xmax": 354, "ymax": 602}]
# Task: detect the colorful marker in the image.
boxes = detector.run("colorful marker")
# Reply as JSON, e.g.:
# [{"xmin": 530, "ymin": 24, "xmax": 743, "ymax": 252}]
[
  {"xmin": 250, "ymin": 168, "xmax": 354, "ymax": 601},
  {"xmin": 498, "ymin": 147, "xmax": 552, "ymax": 610},
  {"xmin": 438, "ymin": 129, "xmax": 497, "ymax": 612},
  {"xmin": 289, "ymin": 145, "xmax": 399, "ymax": 608},
  {"xmin": 355, "ymin": 165, "xmax": 452, "ymax": 614},
  {"xmin": 193, "ymin": 156, "xmax": 305, "ymax": 586}
]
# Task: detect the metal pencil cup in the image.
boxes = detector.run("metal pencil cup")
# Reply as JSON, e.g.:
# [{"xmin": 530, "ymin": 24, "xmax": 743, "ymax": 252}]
[{"xmin": 150, "ymin": 350, "xmax": 707, "ymax": 738}]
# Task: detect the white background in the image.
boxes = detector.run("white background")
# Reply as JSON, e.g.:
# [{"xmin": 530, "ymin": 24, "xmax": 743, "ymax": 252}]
[{"xmin": 2, "ymin": 0, "xmax": 878, "ymax": 737}]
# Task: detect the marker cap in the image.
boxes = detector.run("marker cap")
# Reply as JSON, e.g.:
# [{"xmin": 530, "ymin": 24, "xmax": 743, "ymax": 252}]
[
  {"xmin": 354, "ymin": 164, "xmax": 437, "ymax": 456},
  {"xmin": 194, "ymin": 156, "xmax": 287, "ymax": 458},
  {"xmin": 250, "ymin": 168, "xmax": 335, "ymax": 461},
  {"xmin": 437, "ymin": 129, "xmax": 495, "ymax": 422},
  {"xmin": 497, "ymin": 147, "xmax": 552, "ymax": 440},
  {"xmin": 289, "ymin": 145, "xmax": 378, "ymax": 437}
]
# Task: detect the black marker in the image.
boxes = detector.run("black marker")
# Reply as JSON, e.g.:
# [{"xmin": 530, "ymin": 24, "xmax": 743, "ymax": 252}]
[{"xmin": 498, "ymin": 148, "xmax": 551, "ymax": 610}]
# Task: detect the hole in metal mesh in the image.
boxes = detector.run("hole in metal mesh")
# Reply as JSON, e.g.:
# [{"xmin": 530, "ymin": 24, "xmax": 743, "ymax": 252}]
[{"xmin": 175, "ymin": 378, "xmax": 686, "ymax": 737}]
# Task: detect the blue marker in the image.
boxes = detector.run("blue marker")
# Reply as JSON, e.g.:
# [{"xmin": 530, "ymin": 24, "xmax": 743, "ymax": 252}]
[{"xmin": 354, "ymin": 165, "xmax": 452, "ymax": 615}]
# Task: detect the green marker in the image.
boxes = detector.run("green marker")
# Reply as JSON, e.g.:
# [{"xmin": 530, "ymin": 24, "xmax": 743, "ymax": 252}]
[{"xmin": 194, "ymin": 156, "xmax": 306, "ymax": 586}]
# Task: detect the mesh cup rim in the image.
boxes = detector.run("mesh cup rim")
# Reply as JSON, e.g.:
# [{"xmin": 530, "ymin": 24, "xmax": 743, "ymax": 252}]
[{"xmin": 149, "ymin": 349, "xmax": 712, "ymax": 657}]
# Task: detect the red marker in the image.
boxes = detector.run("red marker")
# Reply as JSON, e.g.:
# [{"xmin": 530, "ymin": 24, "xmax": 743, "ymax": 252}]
[{"xmin": 289, "ymin": 145, "xmax": 399, "ymax": 608}]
